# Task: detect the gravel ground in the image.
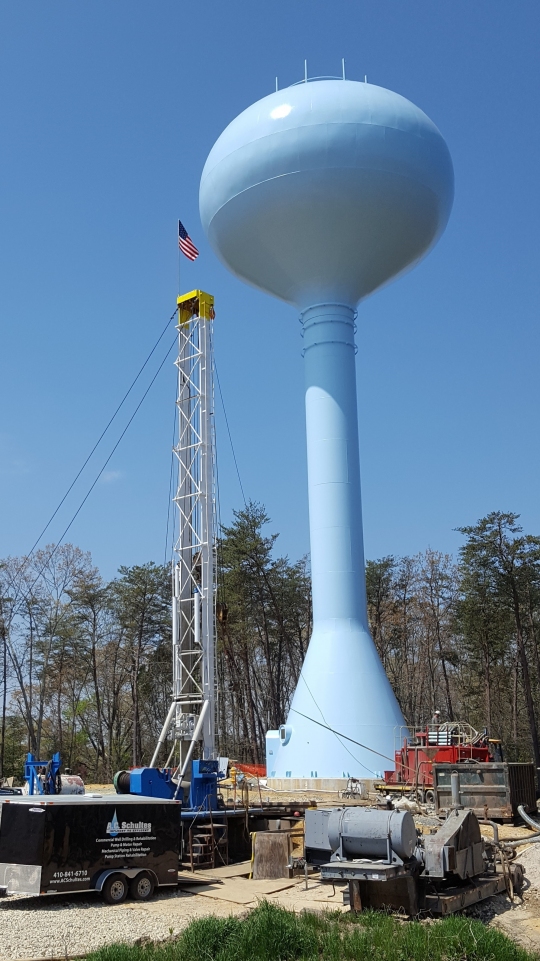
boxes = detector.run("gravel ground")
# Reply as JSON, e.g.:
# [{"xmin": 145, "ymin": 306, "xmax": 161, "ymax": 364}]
[
  {"xmin": 3, "ymin": 815, "xmax": 540, "ymax": 960},
  {"xmin": 463, "ymin": 838, "xmax": 540, "ymax": 954},
  {"xmin": 512, "ymin": 842, "xmax": 540, "ymax": 892},
  {"xmin": 0, "ymin": 888, "xmax": 246, "ymax": 960}
]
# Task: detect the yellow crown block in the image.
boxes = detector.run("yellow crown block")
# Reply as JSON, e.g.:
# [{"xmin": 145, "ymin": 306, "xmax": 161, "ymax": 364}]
[{"xmin": 177, "ymin": 289, "xmax": 215, "ymax": 326}]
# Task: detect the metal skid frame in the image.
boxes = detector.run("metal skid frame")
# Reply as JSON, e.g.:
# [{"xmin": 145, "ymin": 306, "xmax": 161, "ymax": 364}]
[
  {"xmin": 152, "ymin": 291, "xmax": 217, "ymax": 768},
  {"xmin": 321, "ymin": 860, "xmax": 412, "ymax": 882}
]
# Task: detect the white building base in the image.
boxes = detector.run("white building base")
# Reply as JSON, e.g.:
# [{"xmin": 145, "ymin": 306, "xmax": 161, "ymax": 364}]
[{"xmin": 266, "ymin": 777, "xmax": 376, "ymax": 796}]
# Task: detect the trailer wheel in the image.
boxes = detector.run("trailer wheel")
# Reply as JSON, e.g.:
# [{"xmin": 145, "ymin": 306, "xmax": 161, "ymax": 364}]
[
  {"xmin": 129, "ymin": 871, "xmax": 155, "ymax": 901},
  {"xmin": 102, "ymin": 873, "xmax": 128, "ymax": 904},
  {"xmin": 425, "ymin": 790, "xmax": 435, "ymax": 804}
]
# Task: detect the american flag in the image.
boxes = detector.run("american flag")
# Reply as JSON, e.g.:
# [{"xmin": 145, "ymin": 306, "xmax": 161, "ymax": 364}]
[{"xmin": 178, "ymin": 220, "xmax": 199, "ymax": 261}]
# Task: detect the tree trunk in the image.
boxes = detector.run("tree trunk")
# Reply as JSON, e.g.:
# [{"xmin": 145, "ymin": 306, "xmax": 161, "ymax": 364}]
[
  {"xmin": 483, "ymin": 640, "xmax": 492, "ymax": 732},
  {"xmin": 511, "ymin": 582, "xmax": 540, "ymax": 782},
  {"xmin": 131, "ymin": 624, "xmax": 144, "ymax": 768},
  {"xmin": 0, "ymin": 610, "xmax": 6, "ymax": 778},
  {"xmin": 512, "ymin": 653, "xmax": 519, "ymax": 745},
  {"xmin": 435, "ymin": 620, "xmax": 454, "ymax": 720}
]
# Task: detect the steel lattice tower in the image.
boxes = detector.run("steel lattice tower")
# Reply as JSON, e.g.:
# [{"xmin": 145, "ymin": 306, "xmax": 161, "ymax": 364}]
[{"xmin": 151, "ymin": 290, "xmax": 217, "ymax": 769}]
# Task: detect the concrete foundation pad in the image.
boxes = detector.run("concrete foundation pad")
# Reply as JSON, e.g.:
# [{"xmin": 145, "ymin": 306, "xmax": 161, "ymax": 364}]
[{"xmin": 267, "ymin": 777, "xmax": 375, "ymax": 795}]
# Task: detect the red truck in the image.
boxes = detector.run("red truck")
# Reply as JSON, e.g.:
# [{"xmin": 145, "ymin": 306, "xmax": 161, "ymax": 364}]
[{"xmin": 381, "ymin": 722, "xmax": 501, "ymax": 803}]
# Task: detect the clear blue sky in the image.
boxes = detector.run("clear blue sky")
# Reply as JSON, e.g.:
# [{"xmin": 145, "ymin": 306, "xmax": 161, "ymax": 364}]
[{"xmin": 1, "ymin": 2, "xmax": 539, "ymax": 581}]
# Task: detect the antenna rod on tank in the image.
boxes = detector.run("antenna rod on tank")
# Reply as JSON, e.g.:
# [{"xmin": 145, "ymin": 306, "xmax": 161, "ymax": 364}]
[
  {"xmin": 276, "ymin": 77, "xmax": 279, "ymax": 92},
  {"xmin": 304, "ymin": 59, "xmax": 308, "ymax": 83},
  {"xmin": 342, "ymin": 58, "xmax": 346, "ymax": 80}
]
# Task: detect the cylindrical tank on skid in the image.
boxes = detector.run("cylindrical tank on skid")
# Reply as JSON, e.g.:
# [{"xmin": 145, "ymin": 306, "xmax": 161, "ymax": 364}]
[{"xmin": 327, "ymin": 807, "xmax": 417, "ymax": 861}]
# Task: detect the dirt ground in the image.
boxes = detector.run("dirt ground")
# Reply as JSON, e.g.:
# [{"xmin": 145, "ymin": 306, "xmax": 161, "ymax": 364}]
[{"xmin": 462, "ymin": 839, "xmax": 540, "ymax": 955}]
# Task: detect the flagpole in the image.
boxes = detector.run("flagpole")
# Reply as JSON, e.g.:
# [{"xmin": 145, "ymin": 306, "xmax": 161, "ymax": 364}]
[
  {"xmin": 177, "ymin": 221, "xmax": 181, "ymax": 295},
  {"xmin": 177, "ymin": 218, "xmax": 199, "ymax": 283}
]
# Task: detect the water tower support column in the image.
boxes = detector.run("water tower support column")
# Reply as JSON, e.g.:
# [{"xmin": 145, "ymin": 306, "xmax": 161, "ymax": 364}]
[
  {"xmin": 267, "ymin": 304, "xmax": 406, "ymax": 783},
  {"xmin": 303, "ymin": 304, "xmax": 367, "ymax": 633}
]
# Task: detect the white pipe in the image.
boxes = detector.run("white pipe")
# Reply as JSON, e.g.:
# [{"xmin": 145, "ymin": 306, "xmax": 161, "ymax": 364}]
[
  {"xmin": 165, "ymin": 741, "xmax": 176, "ymax": 768},
  {"xmin": 194, "ymin": 587, "xmax": 201, "ymax": 647},
  {"xmin": 173, "ymin": 699, "xmax": 210, "ymax": 798},
  {"xmin": 149, "ymin": 700, "xmax": 177, "ymax": 768},
  {"xmin": 172, "ymin": 566, "xmax": 179, "ymax": 695}
]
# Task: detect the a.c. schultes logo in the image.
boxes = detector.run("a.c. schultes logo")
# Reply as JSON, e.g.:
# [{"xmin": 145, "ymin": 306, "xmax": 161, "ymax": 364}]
[{"xmin": 106, "ymin": 810, "xmax": 152, "ymax": 837}]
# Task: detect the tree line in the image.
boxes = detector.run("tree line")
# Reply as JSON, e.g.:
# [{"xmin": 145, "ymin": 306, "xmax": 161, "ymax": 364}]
[{"xmin": 1, "ymin": 507, "xmax": 539, "ymax": 782}]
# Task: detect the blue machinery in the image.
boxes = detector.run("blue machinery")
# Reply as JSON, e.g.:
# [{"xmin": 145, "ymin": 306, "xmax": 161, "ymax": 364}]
[
  {"xmin": 115, "ymin": 760, "xmax": 220, "ymax": 813},
  {"xmin": 199, "ymin": 74, "xmax": 454, "ymax": 781},
  {"xmin": 24, "ymin": 752, "xmax": 62, "ymax": 795},
  {"xmin": 188, "ymin": 760, "xmax": 220, "ymax": 811}
]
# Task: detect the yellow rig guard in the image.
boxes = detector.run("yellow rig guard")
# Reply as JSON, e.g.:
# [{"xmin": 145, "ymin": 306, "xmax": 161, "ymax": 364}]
[{"xmin": 177, "ymin": 289, "xmax": 215, "ymax": 326}]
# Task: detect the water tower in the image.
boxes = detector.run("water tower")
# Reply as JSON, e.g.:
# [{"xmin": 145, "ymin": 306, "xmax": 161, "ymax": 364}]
[{"xmin": 200, "ymin": 73, "xmax": 453, "ymax": 786}]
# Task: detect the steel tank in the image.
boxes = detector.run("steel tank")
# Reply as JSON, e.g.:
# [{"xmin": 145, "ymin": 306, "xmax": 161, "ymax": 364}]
[
  {"xmin": 200, "ymin": 78, "xmax": 453, "ymax": 780},
  {"xmin": 327, "ymin": 807, "xmax": 417, "ymax": 861}
]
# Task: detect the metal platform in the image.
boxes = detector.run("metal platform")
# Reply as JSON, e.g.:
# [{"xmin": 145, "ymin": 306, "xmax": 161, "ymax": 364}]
[{"xmin": 321, "ymin": 860, "xmax": 412, "ymax": 882}]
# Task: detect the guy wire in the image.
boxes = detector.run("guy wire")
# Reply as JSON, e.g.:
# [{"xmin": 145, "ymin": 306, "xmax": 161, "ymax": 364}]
[
  {"xmin": 27, "ymin": 307, "xmax": 178, "ymax": 562},
  {"xmin": 215, "ymin": 361, "xmax": 247, "ymax": 508},
  {"xmin": 20, "ymin": 331, "xmax": 178, "ymax": 601}
]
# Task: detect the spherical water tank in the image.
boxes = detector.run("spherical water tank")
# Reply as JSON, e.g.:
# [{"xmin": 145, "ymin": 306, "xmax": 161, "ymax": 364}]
[{"xmin": 200, "ymin": 79, "xmax": 453, "ymax": 310}]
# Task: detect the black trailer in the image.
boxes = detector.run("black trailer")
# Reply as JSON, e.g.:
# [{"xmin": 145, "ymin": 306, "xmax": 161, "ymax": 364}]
[{"xmin": 0, "ymin": 795, "xmax": 181, "ymax": 903}]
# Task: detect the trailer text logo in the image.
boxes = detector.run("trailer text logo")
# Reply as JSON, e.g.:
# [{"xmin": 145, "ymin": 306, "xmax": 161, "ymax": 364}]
[{"xmin": 106, "ymin": 810, "xmax": 152, "ymax": 837}]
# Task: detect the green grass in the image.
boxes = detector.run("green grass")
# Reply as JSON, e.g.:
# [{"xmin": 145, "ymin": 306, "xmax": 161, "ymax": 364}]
[{"xmin": 86, "ymin": 900, "xmax": 537, "ymax": 961}]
